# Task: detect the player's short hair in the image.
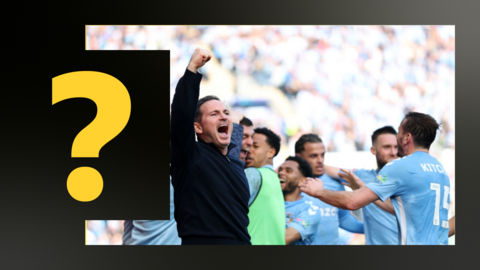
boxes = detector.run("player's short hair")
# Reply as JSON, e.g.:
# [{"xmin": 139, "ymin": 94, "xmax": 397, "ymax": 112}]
[
  {"xmin": 295, "ymin": 134, "xmax": 323, "ymax": 154},
  {"xmin": 240, "ymin": 117, "xmax": 253, "ymax": 127},
  {"xmin": 285, "ymin": 156, "xmax": 313, "ymax": 178},
  {"xmin": 371, "ymin": 126, "xmax": 397, "ymax": 144},
  {"xmin": 254, "ymin": 127, "xmax": 281, "ymax": 157},
  {"xmin": 401, "ymin": 112, "xmax": 441, "ymax": 149},
  {"xmin": 195, "ymin": 95, "xmax": 221, "ymax": 122}
]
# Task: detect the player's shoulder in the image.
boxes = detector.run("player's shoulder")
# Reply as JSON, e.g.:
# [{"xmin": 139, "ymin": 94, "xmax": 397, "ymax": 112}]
[
  {"xmin": 302, "ymin": 193, "xmax": 324, "ymax": 208},
  {"xmin": 245, "ymin": 167, "xmax": 259, "ymax": 172},
  {"xmin": 382, "ymin": 154, "xmax": 417, "ymax": 170},
  {"xmin": 302, "ymin": 193, "xmax": 317, "ymax": 202},
  {"xmin": 387, "ymin": 152, "xmax": 441, "ymax": 171},
  {"xmin": 354, "ymin": 168, "xmax": 376, "ymax": 178},
  {"xmin": 300, "ymin": 194, "xmax": 322, "ymax": 216},
  {"xmin": 376, "ymin": 156, "xmax": 413, "ymax": 182},
  {"xmin": 320, "ymin": 173, "xmax": 343, "ymax": 185},
  {"xmin": 244, "ymin": 167, "xmax": 261, "ymax": 179}
]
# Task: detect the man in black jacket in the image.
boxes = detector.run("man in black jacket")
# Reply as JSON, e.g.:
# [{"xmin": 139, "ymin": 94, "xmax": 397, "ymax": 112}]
[{"xmin": 170, "ymin": 48, "xmax": 251, "ymax": 245}]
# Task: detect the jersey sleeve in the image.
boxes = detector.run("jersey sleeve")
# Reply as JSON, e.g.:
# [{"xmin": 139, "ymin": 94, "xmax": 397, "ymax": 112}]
[
  {"xmin": 244, "ymin": 167, "xmax": 262, "ymax": 206},
  {"xmin": 352, "ymin": 168, "xmax": 368, "ymax": 180},
  {"xmin": 228, "ymin": 123, "xmax": 243, "ymax": 162},
  {"xmin": 338, "ymin": 208, "xmax": 364, "ymax": 233},
  {"xmin": 365, "ymin": 161, "xmax": 408, "ymax": 202},
  {"xmin": 354, "ymin": 168, "xmax": 379, "ymax": 182},
  {"xmin": 287, "ymin": 203, "xmax": 321, "ymax": 241},
  {"xmin": 170, "ymin": 69, "xmax": 203, "ymax": 166}
]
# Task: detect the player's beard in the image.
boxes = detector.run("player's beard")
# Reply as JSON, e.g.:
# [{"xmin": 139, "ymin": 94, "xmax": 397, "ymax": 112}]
[
  {"xmin": 377, "ymin": 160, "xmax": 387, "ymax": 170},
  {"xmin": 397, "ymin": 145, "xmax": 405, "ymax": 158},
  {"xmin": 377, "ymin": 155, "xmax": 396, "ymax": 170},
  {"xmin": 282, "ymin": 181, "xmax": 299, "ymax": 196}
]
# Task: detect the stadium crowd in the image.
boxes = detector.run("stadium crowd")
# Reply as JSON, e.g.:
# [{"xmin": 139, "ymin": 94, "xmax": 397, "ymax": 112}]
[{"xmin": 86, "ymin": 25, "xmax": 455, "ymax": 245}]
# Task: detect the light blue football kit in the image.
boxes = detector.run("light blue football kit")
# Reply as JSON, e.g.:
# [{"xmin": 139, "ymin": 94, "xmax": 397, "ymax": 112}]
[
  {"xmin": 310, "ymin": 174, "xmax": 364, "ymax": 245},
  {"xmin": 123, "ymin": 175, "xmax": 181, "ymax": 245},
  {"xmin": 353, "ymin": 169, "xmax": 398, "ymax": 245},
  {"xmin": 285, "ymin": 193, "xmax": 322, "ymax": 245},
  {"xmin": 366, "ymin": 151, "xmax": 450, "ymax": 245}
]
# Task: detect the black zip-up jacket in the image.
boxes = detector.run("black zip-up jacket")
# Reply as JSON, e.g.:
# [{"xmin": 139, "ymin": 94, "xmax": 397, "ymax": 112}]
[{"xmin": 170, "ymin": 69, "xmax": 251, "ymax": 245}]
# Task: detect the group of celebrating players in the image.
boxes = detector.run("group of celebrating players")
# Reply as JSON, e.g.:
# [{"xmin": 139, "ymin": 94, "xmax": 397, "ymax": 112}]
[{"xmin": 123, "ymin": 48, "xmax": 454, "ymax": 245}]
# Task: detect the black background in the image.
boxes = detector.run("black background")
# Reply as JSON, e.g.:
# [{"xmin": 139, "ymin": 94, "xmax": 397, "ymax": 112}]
[
  {"xmin": 3, "ymin": 0, "xmax": 479, "ymax": 269},
  {"xmin": 50, "ymin": 51, "xmax": 170, "ymax": 220}
]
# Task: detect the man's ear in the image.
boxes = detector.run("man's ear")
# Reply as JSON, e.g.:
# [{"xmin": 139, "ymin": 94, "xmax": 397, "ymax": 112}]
[
  {"xmin": 370, "ymin": 146, "xmax": 376, "ymax": 155},
  {"xmin": 268, "ymin": 147, "xmax": 276, "ymax": 159},
  {"xmin": 194, "ymin": 122, "xmax": 203, "ymax": 135},
  {"xmin": 405, "ymin": 133, "xmax": 413, "ymax": 145}
]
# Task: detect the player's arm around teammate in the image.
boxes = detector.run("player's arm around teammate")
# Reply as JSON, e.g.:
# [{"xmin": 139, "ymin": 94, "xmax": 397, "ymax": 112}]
[
  {"xmin": 300, "ymin": 172, "xmax": 385, "ymax": 212},
  {"xmin": 337, "ymin": 169, "xmax": 395, "ymax": 214}
]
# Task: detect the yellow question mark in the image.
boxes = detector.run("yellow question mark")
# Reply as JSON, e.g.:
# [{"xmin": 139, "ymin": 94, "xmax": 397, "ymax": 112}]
[{"xmin": 52, "ymin": 71, "xmax": 131, "ymax": 202}]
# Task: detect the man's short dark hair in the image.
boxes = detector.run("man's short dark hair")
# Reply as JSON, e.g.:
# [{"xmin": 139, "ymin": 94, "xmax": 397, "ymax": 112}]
[
  {"xmin": 285, "ymin": 156, "xmax": 313, "ymax": 178},
  {"xmin": 295, "ymin": 134, "xmax": 323, "ymax": 154},
  {"xmin": 240, "ymin": 117, "xmax": 253, "ymax": 127},
  {"xmin": 401, "ymin": 112, "xmax": 441, "ymax": 149},
  {"xmin": 254, "ymin": 127, "xmax": 281, "ymax": 157},
  {"xmin": 371, "ymin": 126, "xmax": 397, "ymax": 144},
  {"xmin": 195, "ymin": 95, "xmax": 221, "ymax": 122}
]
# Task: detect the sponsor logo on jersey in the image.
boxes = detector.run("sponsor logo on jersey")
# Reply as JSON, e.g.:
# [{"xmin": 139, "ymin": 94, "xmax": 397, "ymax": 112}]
[
  {"xmin": 302, "ymin": 219, "xmax": 310, "ymax": 228},
  {"xmin": 377, "ymin": 174, "xmax": 387, "ymax": 183},
  {"xmin": 286, "ymin": 213, "xmax": 294, "ymax": 224},
  {"xmin": 305, "ymin": 200, "xmax": 318, "ymax": 215}
]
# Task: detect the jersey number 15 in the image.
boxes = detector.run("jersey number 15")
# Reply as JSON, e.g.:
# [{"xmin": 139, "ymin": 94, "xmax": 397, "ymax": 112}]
[{"xmin": 430, "ymin": 183, "xmax": 450, "ymax": 228}]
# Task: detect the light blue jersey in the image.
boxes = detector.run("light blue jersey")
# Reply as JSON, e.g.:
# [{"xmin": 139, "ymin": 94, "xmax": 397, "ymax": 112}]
[
  {"xmin": 353, "ymin": 169, "xmax": 398, "ymax": 245},
  {"xmin": 366, "ymin": 151, "xmax": 450, "ymax": 245},
  {"xmin": 123, "ymin": 175, "xmax": 181, "ymax": 245},
  {"xmin": 311, "ymin": 174, "xmax": 364, "ymax": 245},
  {"xmin": 244, "ymin": 164, "xmax": 273, "ymax": 206},
  {"xmin": 285, "ymin": 193, "xmax": 322, "ymax": 245}
]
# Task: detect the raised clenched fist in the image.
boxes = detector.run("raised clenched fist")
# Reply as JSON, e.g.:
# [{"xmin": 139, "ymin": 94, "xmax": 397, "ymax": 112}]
[{"xmin": 187, "ymin": 48, "xmax": 212, "ymax": 73}]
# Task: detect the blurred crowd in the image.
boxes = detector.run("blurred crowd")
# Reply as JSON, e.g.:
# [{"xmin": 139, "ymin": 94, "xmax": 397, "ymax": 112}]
[
  {"xmin": 86, "ymin": 25, "xmax": 455, "ymax": 245},
  {"xmin": 86, "ymin": 220, "xmax": 362, "ymax": 245},
  {"xmin": 86, "ymin": 220, "xmax": 124, "ymax": 245}
]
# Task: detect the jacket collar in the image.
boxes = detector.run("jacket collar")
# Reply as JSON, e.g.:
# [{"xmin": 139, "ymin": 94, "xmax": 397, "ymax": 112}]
[{"xmin": 198, "ymin": 137, "xmax": 237, "ymax": 156}]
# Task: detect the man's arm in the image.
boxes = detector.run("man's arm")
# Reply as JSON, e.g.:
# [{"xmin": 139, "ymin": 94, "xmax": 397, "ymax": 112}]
[
  {"xmin": 285, "ymin": 228, "xmax": 302, "ymax": 245},
  {"xmin": 449, "ymin": 216, "xmax": 455, "ymax": 237},
  {"xmin": 324, "ymin": 165, "xmax": 342, "ymax": 180},
  {"xmin": 170, "ymin": 48, "xmax": 211, "ymax": 166},
  {"xmin": 299, "ymin": 177, "xmax": 380, "ymax": 211},
  {"xmin": 339, "ymin": 169, "xmax": 395, "ymax": 214},
  {"xmin": 338, "ymin": 209, "xmax": 364, "ymax": 233},
  {"xmin": 372, "ymin": 198, "xmax": 395, "ymax": 214}
]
